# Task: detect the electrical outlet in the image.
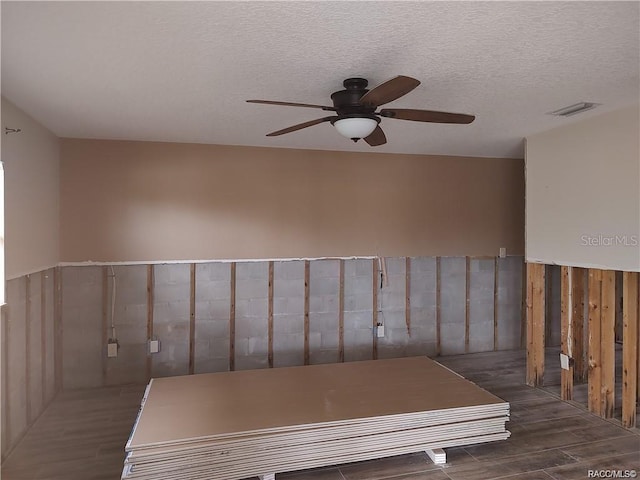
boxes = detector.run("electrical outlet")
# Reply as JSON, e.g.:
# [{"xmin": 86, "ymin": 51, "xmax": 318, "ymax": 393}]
[
  {"xmin": 377, "ymin": 324, "xmax": 385, "ymax": 338},
  {"xmin": 499, "ymin": 247, "xmax": 507, "ymax": 258},
  {"xmin": 148, "ymin": 339, "xmax": 160, "ymax": 354},
  {"xmin": 107, "ymin": 340, "xmax": 118, "ymax": 358}
]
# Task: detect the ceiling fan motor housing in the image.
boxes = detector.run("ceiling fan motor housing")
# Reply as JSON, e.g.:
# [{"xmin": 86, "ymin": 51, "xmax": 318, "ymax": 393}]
[{"xmin": 330, "ymin": 78, "xmax": 377, "ymax": 115}]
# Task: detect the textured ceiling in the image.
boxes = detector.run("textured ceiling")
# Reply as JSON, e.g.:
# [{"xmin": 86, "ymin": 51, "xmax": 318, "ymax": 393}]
[{"xmin": 2, "ymin": 1, "xmax": 639, "ymax": 158}]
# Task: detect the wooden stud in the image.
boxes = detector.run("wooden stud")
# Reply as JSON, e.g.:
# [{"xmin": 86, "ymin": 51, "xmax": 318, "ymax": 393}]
[
  {"xmin": 40, "ymin": 272, "xmax": 47, "ymax": 406},
  {"xmin": 25, "ymin": 275, "xmax": 32, "ymax": 425},
  {"xmin": 188, "ymin": 264, "xmax": 196, "ymax": 375},
  {"xmin": 53, "ymin": 267, "xmax": 62, "ymax": 393},
  {"xmin": 545, "ymin": 265, "xmax": 552, "ymax": 346},
  {"xmin": 600, "ymin": 270, "xmax": 616, "ymax": 418},
  {"xmin": 587, "ymin": 268, "xmax": 602, "ymax": 414},
  {"xmin": 560, "ymin": 266, "xmax": 573, "ymax": 400},
  {"xmin": 102, "ymin": 267, "xmax": 109, "ymax": 385},
  {"xmin": 526, "ymin": 263, "xmax": 545, "ymax": 387},
  {"xmin": 615, "ymin": 271, "xmax": 624, "ymax": 343},
  {"xmin": 622, "ymin": 272, "xmax": 638, "ymax": 428},
  {"xmin": 436, "ymin": 257, "xmax": 441, "ymax": 356},
  {"xmin": 405, "ymin": 257, "xmax": 411, "ymax": 337},
  {"xmin": 493, "ymin": 257, "xmax": 499, "ymax": 351},
  {"xmin": 338, "ymin": 260, "xmax": 345, "ymax": 363},
  {"xmin": 372, "ymin": 259, "xmax": 379, "ymax": 360},
  {"xmin": 464, "ymin": 257, "xmax": 470, "ymax": 354},
  {"xmin": 229, "ymin": 263, "xmax": 236, "ymax": 372},
  {"xmin": 572, "ymin": 267, "xmax": 587, "ymax": 383},
  {"xmin": 268, "ymin": 261, "xmax": 274, "ymax": 368},
  {"xmin": 304, "ymin": 261, "xmax": 310, "ymax": 366},
  {"xmin": 146, "ymin": 265, "xmax": 154, "ymax": 380},
  {"xmin": 637, "ymin": 275, "xmax": 640, "ymax": 399}
]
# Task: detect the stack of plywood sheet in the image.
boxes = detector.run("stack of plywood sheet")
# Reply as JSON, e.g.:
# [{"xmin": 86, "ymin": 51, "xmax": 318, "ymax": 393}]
[{"xmin": 122, "ymin": 357, "xmax": 510, "ymax": 480}]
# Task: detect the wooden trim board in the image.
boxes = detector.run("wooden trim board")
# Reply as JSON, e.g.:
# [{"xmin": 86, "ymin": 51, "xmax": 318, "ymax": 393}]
[{"xmin": 622, "ymin": 272, "xmax": 638, "ymax": 428}]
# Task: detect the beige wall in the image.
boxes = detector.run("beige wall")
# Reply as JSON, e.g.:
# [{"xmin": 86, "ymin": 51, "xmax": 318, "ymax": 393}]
[
  {"xmin": 60, "ymin": 139, "xmax": 524, "ymax": 263},
  {"xmin": 1, "ymin": 98, "xmax": 60, "ymax": 279},
  {"xmin": 526, "ymin": 105, "xmax": 640, "ymax": 272}
]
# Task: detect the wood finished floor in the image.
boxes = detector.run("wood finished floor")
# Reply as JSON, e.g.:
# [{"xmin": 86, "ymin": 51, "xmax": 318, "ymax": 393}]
[{"xmin": 2, "ymin": 349, "xmax": 639, "ymax": 480}]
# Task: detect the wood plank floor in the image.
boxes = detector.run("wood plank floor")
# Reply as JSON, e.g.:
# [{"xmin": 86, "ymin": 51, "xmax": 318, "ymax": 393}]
[{"xmin": 2, "ymin": 350, "xmax": 639, "ymax": 480}]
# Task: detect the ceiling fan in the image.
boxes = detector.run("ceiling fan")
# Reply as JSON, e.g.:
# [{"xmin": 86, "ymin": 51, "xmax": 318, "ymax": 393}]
[{"xmin": 247, "ymin": 76, "xmax": 475, "ymax": 147}]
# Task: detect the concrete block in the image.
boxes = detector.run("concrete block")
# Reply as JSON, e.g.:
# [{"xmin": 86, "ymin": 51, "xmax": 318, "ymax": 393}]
[
  {"xmin": 497, "ymin": 256, "xmax": 523, "ymax": 351},
  {"xmin": 408, "ymin": 323, "xmax": 437, "ymax": 343},
  {"xmin": 235, "ymin": 355, "xmax": 268, "ymax": 371},
  {"xmin": 411, "ymin": 257, "xmax": 436, "ymax": 274},
  {"xmin": 310, "ymin": 350, "xmax": 339, "ymax": 365},
  {"xmin": 43, "ymin": 269, "xmax": 56, "ymax": 404},
  {"xmin": 378, "ymin": 344, "xmax": 407, "ymax": 360},
  {"xmin": 274, "ymin": 352, "xmax": 304, "ymax": 368},
  {"xmin": 105, "ymin": 344, "xmax": 148, "ymax": 386},
  {"xmin": 6, "ymin": 277, "xmax": 28, "ymax": 447},
  {"xmin": 345, "ymin": 347, "xmax": 373, "ymax": 362},
  {"xmin": 274, "ymin": 297, "xmax": 304, "ymax": 316},
  {"xmin": 248, "ymin": 336, "xmax": 269, "ymax": 356},
  {"xmin": 28, "ymin": 272, "xmax": 44, "ymax": 420},
  {"xmin": 236, "ymin": 279, "xmax": 268, "ymax": 300},
  {"xmin": 237, "ymin": 261, "xmax": 268, "ymax": 280},
  {"xmin": 406, "ymin": 341, "xmax": 437, "ymax": 357},
  {"xmin": 345, "ymin": 274, "xmax": 373, "ymax": 295},
  {"xmin": 152, "ymin": 320, "xmax": 189, "ymax": 378},
  {"xmin": 273, "ymin": 332, "xmax": 304, "ymax": 357},
  {"xmin": 310, "ymin": 276, "xmax": 340, "ymax": 296},
  {"xmin": 320, "ymin": 331, "xmax": 340, "ymax": 350},
  {"xmin": 309, "ymin": 312, "xmax": 338, "ymax": 333},
  {"xmin": 384, "ymin": 257, "xmax": 406, "ymax": 275},
  {"xmin": 379, "ymin": 311, "xmax": 406, "ymax": 329},
  {"xmin": 344, "ymin": 293, "xmax": 372, "ymax": 312},
  {"xmin": 409, "ymin": 307, "xmax": 437, "ymax": 331},
  {"xmin": 61, "ymin": 267, "xmax": 103, "ymax": 390},
  {"xmin": 236, "ymin": 314, "xmax": 268, "ymax": 337},
  {"xmin": 440, "ymin": 322, "xmax": 466, "ymax": 355},
  {"xmin": 308, "ymin": 331, "xmax": 322, "ymax": 352},
  {"xmin": 155, "ymin": 263, "xmax": 191, "ymax": 285},
  {"xmin": 310, "ymin": 260, "xmax": 340, "ymax": 279},
  {"xmin": 344, "ymin": 329, "xmax": 373, "ymax": 362},
  {"xmin": 274, "ymin": 278, "xmax": 304, "ymax": 299},
  {"xmin": 60, "ymin": 266, "xmax": 102, "ymax": 309},
  {"xmin": 197, "ymin": 262, "xmax": 231, "ymax": 282},
  {"xmin": 469, "ymin": 320, "xmax": 495, "ymax": 353},
  {"xmin": 274, "ymin": 261, "xmax": 305, "ymax": 280},
  {"xmin": 380, "ymin": 289, "xmax": 405, "ymax": 310},
  {"xmin": 273, "ymin": 314, "xmax": 303, "ymax": 335},
  {"xmin": 345, "ymin": 259, "xmax": 371, "ymax": 277},
  {"xmin": 344, "ymin": 311, "xmax": 373, "ymax": 330},
  {"xmin": 195, "ymin": 299, "xmax": 230, "ymax": 321}
]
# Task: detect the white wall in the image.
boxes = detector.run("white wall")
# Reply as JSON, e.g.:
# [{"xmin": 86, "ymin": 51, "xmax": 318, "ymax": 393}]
[
  {"xmin": 526, "ymin": 105, "xmax": 640, "ymax": 271},
  {"xmin": 1, "ymin": 98, "xmax": 60, "ymax": 279}
]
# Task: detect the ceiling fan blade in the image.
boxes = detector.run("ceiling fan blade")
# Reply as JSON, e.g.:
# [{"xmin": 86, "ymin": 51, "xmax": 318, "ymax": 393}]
[
  {"xmin": 380, "ymin": 108, "xmax": 475, "ymax": 124},
  {"xmin": 364, "ymin": 125, "xmax": 387, "ymax": 146},
  {"xmin": 359, "ymin": 76, "xmax": 421, "ymax": 107},
  {"xmin": 266, "ymin": 116, "xmax": 336, "ymax": 136},
  {"xmin": 247, "ymin": 100, "xmax": 336, "ymax": 111}
]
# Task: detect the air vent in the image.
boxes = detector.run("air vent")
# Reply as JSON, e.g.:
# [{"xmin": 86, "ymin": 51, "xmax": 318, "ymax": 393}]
[{"xmin": 548, "ymin": 102, "xmax": 600, "ymax": 117}]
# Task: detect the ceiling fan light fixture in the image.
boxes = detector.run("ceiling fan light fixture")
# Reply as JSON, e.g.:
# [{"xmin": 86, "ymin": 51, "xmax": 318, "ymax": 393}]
[{"xmin": 333, "ymin": 116, "xmax": 379, "ymax": 140}]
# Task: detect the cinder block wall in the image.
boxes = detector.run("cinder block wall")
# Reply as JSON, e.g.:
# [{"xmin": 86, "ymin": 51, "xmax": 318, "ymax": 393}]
[
  {"xmin": 59, "ymin": 256, "xmax": 526, "ymax": 390},
  {"xmin": 1, "ymin": 269, "xmax": 58, "ymax": 461}
]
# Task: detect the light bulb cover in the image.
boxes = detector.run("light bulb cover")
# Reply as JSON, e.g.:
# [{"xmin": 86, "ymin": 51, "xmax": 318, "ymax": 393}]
[{"xmin": 332, "ymin": 116, "xmax": 379, "ymax": 139}]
